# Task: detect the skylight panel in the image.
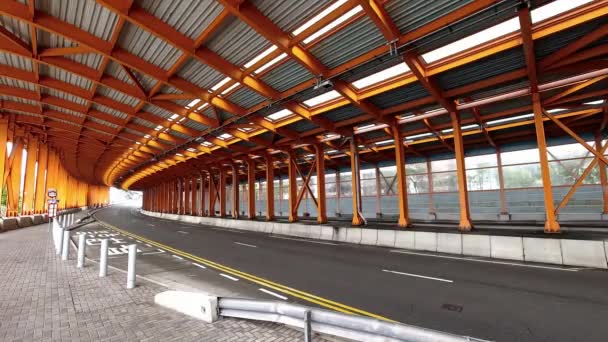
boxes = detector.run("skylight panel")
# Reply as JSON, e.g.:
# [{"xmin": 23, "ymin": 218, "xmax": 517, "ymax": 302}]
[
  {"xmin": 221, "ymin": 82, "xmax": 240, "ymax": 95},
  {"xmin": 169, "ymin": 113, "xmax": 179, "ymax": 121},
  {"xmin": 218, "ymin": 133, "xmax": 233, "ymax": 140},
  {"xmin": 375, "ymin": 139, "xmax": 394, "ymax": 146},
  {"xmin": 187, "ymin": 148, "xmax": 197, "ymax": 152},
  {"xmin": 584, "ymin": 100, "xmax": 605, "ymax": 105},
  {"xmin": 200, "ymin": 141, "xmax": 213, "ymax": 147},
  {"xmin": 486, "ymin": 113, "xmax": 533, "ymax": 126},
  {"xmin": 186, "ymin": 99, "xmax": 200, "ymax": 109},
  {"xmin": 211, "ymin": 77, "xmax": 231, "ymax": 91},
  {"xmin": 405, "ymin": 132, "xmax": 433, "ymax": 140},
  {"xmin": 266, "ymin": 109, "xmax": 293, "ymax": 121},
  {"xmin": 531, "ymin": 0, "xmax": 592, "ymax": 24},
  {"xmin": 422, "ymin": 17, "xmax": 520, "ymax": 63},
  {"xmin": 303, "ymin": 90, "xmax": 342, "ymax": 107},
  {"xmin": 197, "ymin": 103, "xmax": 209, "ymax": 111},
  {"xmin": 292, "ymin": 0, "xmax": 348, "ymax": 36},
  {"xmin": 176, "ymin": 153, "xmax": 184, "ymax": 157},
  {"xmin": 441, "ymin": 124, "xmax": 479, "ymax": 134},
  {"xmin": 303, "ymin": 5, "xmax": 363, "ymax": 44},
  {"xmin": 144, "ymin": 134, "xmax": 151, "ymax": 138},
  {"xmin": 546, "ymin": 108, "xmax": 566, "ymax": 113},
  {"xmin": 352, "ymin": 63, "xmax": 410, "ymax": 89},
  {"xmin": 244, "ymin": 45, "xmax": 277, "ymax": 69},
  {"xmin": 154, "ymin": 125, "xmax": 163, "ymax": 131},
  {"xmin": 255, "ymin": 53, "xmax": 288, "ymax": 74}
]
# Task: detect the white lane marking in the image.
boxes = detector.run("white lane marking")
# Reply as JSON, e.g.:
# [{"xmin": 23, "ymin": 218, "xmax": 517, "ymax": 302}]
[
  {"xmin": 220, "ymin": 273, "xmax": 239, "ymax": 281},
  {"xmin": 272, "ymin": 236, "xmax": 338, "ymax": 245},
  {"xmin": 192, "ymin": 262, "xmax": 206, "ymax": 269},
  {"xmin": 389, "ymin": 250, "xmax": 583, "ymax": 272},
  {"xmin": 259, "ymin": 288, "xmax": 287, "ymax": 300},
  {"xmin": 177, "ymin": 231, "xmax": 189, "ymax": 234},
  {"xmin": 142, "ymin": 251, "xmax": 165, "ymax": 256},
  {"xmin": 145, "ymin": 244, "xmax": 151, "ymax": 247},
  {"xmin": 382, "ymin": 269, "xmax": 453, "ymax": 283},
  {"xmin": 157, "ymin": 249, "xmax": 165, "ymax": 253},
  {"xmin": 234, "ymin": 242, "xmax": 257, "ymax": 248},
  {"xmin": 136, "ymin": 240, "xmax": 142, "ymax": 243},
  {"xmin": 212, "ymin": 227, "xmax": 244, "ymax": 233},
  {"xmin": 172, "ymin": 255, "xmax": 184, "ymax": 260}
]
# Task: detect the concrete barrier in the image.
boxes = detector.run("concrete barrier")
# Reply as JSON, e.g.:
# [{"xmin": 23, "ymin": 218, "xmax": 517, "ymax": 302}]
[
  {"xmin": 414, "ymin": 232, "xmax": 437, "ymax": 252},
  {"xmin": 561, "ymin": 239, "xmax": 608, "ymax": 269},
  {"xmin": 523, "ymin": 238, "xmax": 562, "ymax": 265},
  {"xmin": 345, "ymin": 229, "xmax": 361, "ymax": 244},
  {"xmin": 360, "ymin": 229, "xmax": 378, "ymax": 245},
  {"xmin": 462, "ymin": 235, "xmax": 491, "ymax": 257},
  {"xmin": 138, "ymin": 210, "xmax": 608, "ymax": 269},
  {"xmin": 32, "ymin": 215, "xmax": 45, "ymax": 225},
  {"xmin": 437, "ymin": 233, "xmax": 462, "ymax": 254},
  {"xmin": 154, "ymin": 291, "xmax": 218, "ymax": 323},
  {"xmin": 394, "ymin": 231, "xmax": 415, "ymax": 249},
  {"xmin": 17, "ymin": 216, "xmax": 34, "ymax": 228},
  {"xmin": 376, "ymin": 230, "xmax": 396, "ymax": 248},
  {"xmin": 1, "ymin": 218, "xmax": 19, "ymax": 231},
  {"xmin": 490, "ymin": 236, "xmax": 523, "ymax": 261}
]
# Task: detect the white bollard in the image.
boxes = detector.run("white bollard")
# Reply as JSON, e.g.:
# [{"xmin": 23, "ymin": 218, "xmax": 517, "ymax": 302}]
[
  {"xmin": 56, "ymin": 227, "xmax": 64, "ymax": 256},
  {"xmin": 61, "ymin": 230, "xmax": 70, "ymax": 261},
  {"xmin": 127, "ymin": 244, "xmax": 137, "ymax": 289},
  {"xmin": 99, "ymin": 239, "xmax": 108, "ymax": 277},
  {"xmin": 77, "ymin": 234, "xmax": 86, "ymax": 268}
]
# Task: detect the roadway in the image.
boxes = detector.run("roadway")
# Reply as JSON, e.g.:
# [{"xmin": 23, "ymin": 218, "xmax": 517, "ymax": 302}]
[{"xmin": 94, "ymin": 206, "xmax": 608, "ymax": 342}]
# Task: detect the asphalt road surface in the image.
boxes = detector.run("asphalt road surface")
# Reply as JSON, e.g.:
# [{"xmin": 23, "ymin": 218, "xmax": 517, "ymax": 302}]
[{"xmin": 95, "ymin": 206, "xmax": 608, "ymax": 342}]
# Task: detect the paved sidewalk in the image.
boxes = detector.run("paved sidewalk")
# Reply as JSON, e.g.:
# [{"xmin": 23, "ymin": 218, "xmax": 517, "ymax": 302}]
[{"xmin": 0, "ymin": 224, "xmax": 320, "ymax": 341}]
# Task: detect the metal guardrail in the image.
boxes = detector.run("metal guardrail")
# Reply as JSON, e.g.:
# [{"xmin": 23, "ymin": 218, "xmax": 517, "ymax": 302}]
[{"xmin": 218, "ymin": 298, "xmax": 490, "ymax": 342}]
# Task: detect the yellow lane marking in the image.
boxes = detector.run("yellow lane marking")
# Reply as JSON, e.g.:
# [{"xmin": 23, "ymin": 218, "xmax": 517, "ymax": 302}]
[{"xmin": 95, "ymin": 218, "xmax": 394, "ymax": 322}]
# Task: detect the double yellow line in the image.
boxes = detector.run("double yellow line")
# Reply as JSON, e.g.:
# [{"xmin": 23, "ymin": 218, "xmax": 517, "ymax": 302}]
[{"xmin": 96, "ymin": 219, "xmax": 394, "ymax": 322}]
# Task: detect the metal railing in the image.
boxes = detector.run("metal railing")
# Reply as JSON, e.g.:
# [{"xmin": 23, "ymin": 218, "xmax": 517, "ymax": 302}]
[{"xmin": 218, "ymin": 298, "xmax": 489, "ymax": 342}]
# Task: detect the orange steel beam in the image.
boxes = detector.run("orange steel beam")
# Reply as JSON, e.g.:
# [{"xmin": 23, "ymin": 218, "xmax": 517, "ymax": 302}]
[
  {"xmin": 496, "ymin": 147, "xmax": 508, "ymax": 215},
  {"xmin": 539, "ymin": 22, "xmax": 608, "ymax": 69},
  {"xmin": 22, "ymin": 136, "xmax": 38, "ymax": 214},
  {"xmin": 358, "ymin": 0, "xmax": 400, "ymax": 41},
  {"xmin": 555, "ymin": 139, "xmax": 608, "ymax": 213},
  {"xmin": 422, "ymin": 118, "xmax": 453, "ymax": 151},
  {"xmin": 314, "ymin": 143, "xmax": 327, "ymax": 224},
  {"xmin": 230, "ymin": 164, "xmax": 239, "ymax": 219},
  {"xmin": 265, "ymin": 154, "xmax": 274, "ymax": 221},
  {"xmin": 184, "ymin": 176, "xmax": 191, "ymax": 215},
  {"xmin": 544, "ymin": 76, "xmax": 608, "ymax": 105},
  {"xmin": 6, "ymin": 138, "xmax": 24, "ymax": 216},
  {"xmin": 293, "ymin": 159, "xmax": 317, "ymax": 216},
  {"xmin": 391, "ymin": 122, "xmax": 410, "ymax": 227},
  {"xmin": 38, "ymin": 46, "xmax": 93, "ymax": 57},
  {"xmin": 191, "ymin": 174, "xmax": 198, "ymax": 216},
  {"xmin": 349, "ymin": 136, "xmax": 366, "ymax": 226},
  {"xmin": 219, "ymin": 166, "xmax": 226, "ymax": 217},
  {"xmin": 287, "ymin": 151, "xmax": 298, "ymax": 222},
  {"xmin": 450, "ymin": 111, "xmax": 473, "ymax": 231},
  {"xmin": 0, "ymin": 118, "xmax": 8, "ymax": 207},
  {"xmin": 247, "ymin": 159, "xmax": 256, "ymax": 219},
  {"xmin": 597, "ymin": 133, "xmax": 608, "ymax": 214}
]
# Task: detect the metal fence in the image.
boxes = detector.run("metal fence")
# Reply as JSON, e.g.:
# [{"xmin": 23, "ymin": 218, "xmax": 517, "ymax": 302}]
[{"xmin": 219, "ymin": 298, "xmax": 489, "ymax": 342}]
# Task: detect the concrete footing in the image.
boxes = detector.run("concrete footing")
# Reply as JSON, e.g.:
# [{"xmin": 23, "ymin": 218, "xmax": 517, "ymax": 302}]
[
  {"xmin": 140, "ymin": 210, "xmax": 608, "ymax": 269},
  {"xmin": 17, "ymin": 216, "xmax": 34, "ymax": 228},
  {"xmin": 1, "ymin": 218, "xmax": 19, "ymax": 231}
]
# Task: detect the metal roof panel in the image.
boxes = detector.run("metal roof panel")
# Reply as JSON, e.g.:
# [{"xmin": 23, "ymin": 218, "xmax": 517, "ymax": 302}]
[
  {"xmin": 36, "ymin": 0, "xmax": 119, "ymax": 41},
  {"xmin": 118, "ymin": 21, "xmax": 183, "ymax": 70},
  {"xmin": 206, "ymin": 16, "xmax": 270, "ymax": 67},
  {"xmin": 0, "ymin": 52, "xmax": 33, "ymax": 71},
  {"xmin": 226, "ymin": 86, "xmax": 266, "ymax": 109},
  {"xmin": 251, "ymin": 0, "xmax": 331, "ymax": 33},
  {"xmin": 260, "ymin": 59, "xmax": 313, "ymax": 92},
  {"xmin": 176, "ymin": 57, "xmax": 225, "ymax": 90}
]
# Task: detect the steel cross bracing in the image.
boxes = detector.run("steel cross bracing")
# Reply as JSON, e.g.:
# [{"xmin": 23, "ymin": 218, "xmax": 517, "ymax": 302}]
[{"xmin": 1, "ymin": 0, "xmax": 608, "ymax": 231}]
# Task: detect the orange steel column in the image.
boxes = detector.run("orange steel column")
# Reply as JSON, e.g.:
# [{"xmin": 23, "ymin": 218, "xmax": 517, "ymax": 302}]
[
  {"xmin": 208, "ymin": 171, "xmax": 216, "ymax": 217},
  {"xmin": 198, "ymin": 173, "xmax": 205, "ymax": 216},
  {"xmin": 532, "ymin": 93, "xmax": 560, "ymax": 233},
  {"xmin": 0, "ymin": 118, "xmax": 8, "ymax": 204},
  {"xmin": 247, "ymin": 159, "xmax": 256, "ymax": 219},
  {"xmin": 174, "ymin": 180, "xmax": 180, "ymax": 214},
  {"xmin": 349, "ymin": 136, "xmax": 365, "ymax": 226},
  {"xmin": 7, "ymin": 138, "xmax": 24, "ymax": 216},
  {"xmin": 184, "ymin": 177, "xmax": 191, "ymax": 215},
  {"xmin": 190, "ymin": 175, "xmax": 197, "ymax": 216},
  {"xmin": 231, "ymin": 164, "xmax": 239, "ymax": 219},
  {"xmin": 35, "ymin": 143, "xmax": 48, "ymax": 213},
  {"xmin": 265, "ymin": 154, "xmax": 274, "ymax": 221},
  {"xmin": 449, "ymin": 111, "xmax": 473, "ymax": 231},
  {"xmin": 391, "ymin": 124, "xmax": 411, "ymax": 227},
  {"xmin": 22, "ymin": 137, "xmax": 38, "ymax": 214},
  {"xmin": 314, "ymin": 143, "xmax": 327, "ymax": 224},
  {"xmin": 219, "ymin": 167, "xmax": 226, "ymax": 217},
  {"xmin": 595, "ymin": 133, "xmax": 608, "ymax": 214},
  {"xmin": 496, "ymin": 147, "xmax": 508, "ymax": 216},
  {"xmin": 287, "ymin": 150, "xmax": 298, "ymax": 222}
]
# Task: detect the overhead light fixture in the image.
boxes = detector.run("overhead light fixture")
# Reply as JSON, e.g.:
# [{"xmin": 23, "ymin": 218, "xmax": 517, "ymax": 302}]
[
  {"xmin": 266, "ymin": 109, "xmax": 293, "ymax": 121},
  {"xmin": 303, "ymin": 90, "xmax": 341, "ymax": 107},
  {"xmin": 584, "ymin": 100, "xmax": 605, "ymax": 105},
  {"xmin": 486, "ymin": 113, "xmax": 534, "ymax": 126},
  {"xmin": 314, "ymin": 79, "xmax": 333, "ymax": 90}
]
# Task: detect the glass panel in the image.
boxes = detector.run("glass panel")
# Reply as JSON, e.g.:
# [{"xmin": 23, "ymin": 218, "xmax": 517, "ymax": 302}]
[
  {"xmin": 432, "ymin": 171, "xmax": 457, "ymax": 192},
  {"xmin": 431, "ymin": 159, "xmax": 457, "ymax": 172},
  {"xmin": 547, "ymin": 142, "xmax": 594, "ymax": 160},
  {"xmin": 407, "ymin": 174, "xmax": 429, "ymax": 194},
  {"xmin": 405, "ymin": 162, "xmax": 427, "ymax": 175},
  {"xmin": 465, "ymin": 154, "xmax": 497, "ymax": 169},
  {"xmin": 549, "ymin": 158, "xmax": 594, "ymax": 186},
  {"xmin": 502, "ymin": 164, "xmax": 542, "ymax": 188},
  {"xmin": 379, "ymin": 166, "xmax": 396, "ymax": 177},
  {"xmin": 466, "ymin": 168, "xmax": 499, "ymax": 190},
  {"xmin": 361, "ymin": 179, "xmax": 376, "ymax": 196},
  {"xmin": 501, "ymin": 148, "xmax": 540, "ymax": 165},
  {"xmin": 360, "ymin": 168, "xmax": 376, "ymax": 180},
  {"xmin": 380, "ymin": 175, "xmax": 396, "ymax": 195}
]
